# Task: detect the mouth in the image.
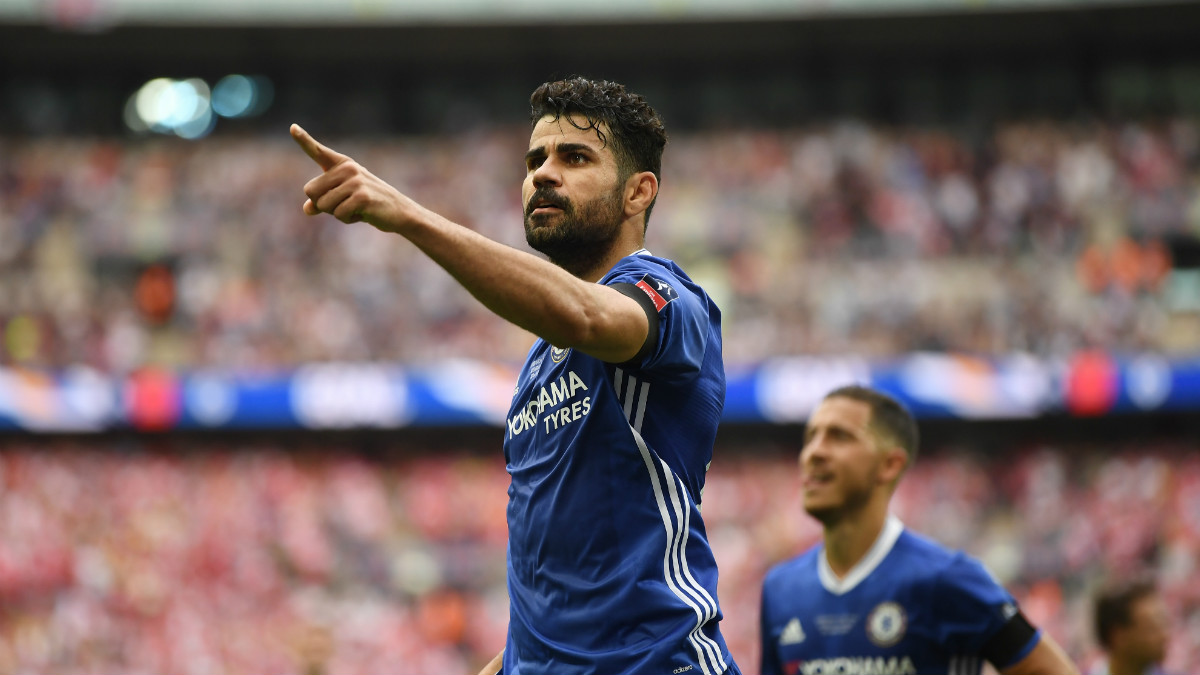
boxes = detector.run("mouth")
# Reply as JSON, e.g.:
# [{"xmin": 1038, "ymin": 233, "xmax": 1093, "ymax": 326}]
[
  {"xmin": 526, "ymin": 192, "xmax": 568, "ymax": 217},
  {"xmin": 803, "ymin": 473, "xmax": 834, "ymax": 490},
  {"xmin": 529, "ymin": 204, "xmax": 563, "ymax": 216}
]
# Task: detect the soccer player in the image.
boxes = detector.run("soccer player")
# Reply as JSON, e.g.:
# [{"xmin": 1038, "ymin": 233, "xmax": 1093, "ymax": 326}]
[
  {"xmin": 759, "ymin": 385, "xmax": 1078, "ymax": 675},
  {"xmin": 292, "ymin": 77, "xmax": 739, "ymax": 675},
  {"xmin": 1092, "ymin": 578, "xmax": 1172, "ymax": 675}
]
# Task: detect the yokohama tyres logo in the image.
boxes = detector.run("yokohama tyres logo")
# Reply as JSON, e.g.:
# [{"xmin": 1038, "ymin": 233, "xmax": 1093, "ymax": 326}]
[{"xmin": 797, "ymin": 656, "xmax": 917, "ymax": 675}]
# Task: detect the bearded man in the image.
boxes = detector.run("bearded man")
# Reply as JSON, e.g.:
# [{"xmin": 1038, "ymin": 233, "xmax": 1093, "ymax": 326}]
[{"xmin": 292, "ymin": 76, "xmax": 739, "ymax": 675}]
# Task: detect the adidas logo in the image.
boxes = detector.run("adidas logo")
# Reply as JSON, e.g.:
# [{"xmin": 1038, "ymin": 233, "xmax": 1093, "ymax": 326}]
[{"xmin": 780, "ymin": 617, "xmax": 806, "ymax": 645}]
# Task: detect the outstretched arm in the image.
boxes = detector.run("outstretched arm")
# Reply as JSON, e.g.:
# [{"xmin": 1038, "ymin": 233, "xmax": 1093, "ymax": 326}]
[{"xmin": 290, "ymin": 124, "xmax": 648, "ymax": 363}]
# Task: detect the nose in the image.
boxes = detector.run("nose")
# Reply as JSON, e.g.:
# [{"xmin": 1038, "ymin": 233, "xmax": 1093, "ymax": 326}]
[
  {"xmin": 531, "ymin": 156, "xmax": 562, "ymax": 189},
  {"xmin": 799, "ymin": 434, "xmax": 827, "ymax": 468}
]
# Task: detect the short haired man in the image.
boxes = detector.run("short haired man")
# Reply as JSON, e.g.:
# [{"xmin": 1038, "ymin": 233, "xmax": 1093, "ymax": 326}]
[
  {"xmin": 1092, "ymin": 579, "xmax": 1171, "ymax": 675},
  {"xmin": 759, "ymin": 385, "xmax": 1079, "ymax": 675}
]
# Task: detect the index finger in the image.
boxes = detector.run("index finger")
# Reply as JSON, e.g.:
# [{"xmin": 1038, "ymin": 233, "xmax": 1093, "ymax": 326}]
[{"xmin": 290, "ymin": 123, "xmax": 346, "ymax": 171}]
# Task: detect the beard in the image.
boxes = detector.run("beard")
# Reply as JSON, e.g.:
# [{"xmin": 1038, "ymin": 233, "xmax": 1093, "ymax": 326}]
[
  {"xmin": 803, "ymin": 468, "xmax": 877, "ymax": 527},
  {"xmin": 524, "ymin": 182, "xmax": 624, "ymax": 277}
]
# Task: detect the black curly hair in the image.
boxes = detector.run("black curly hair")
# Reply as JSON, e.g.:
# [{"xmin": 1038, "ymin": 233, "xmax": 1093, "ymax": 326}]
[{"xmin": 529, "ymin": 77, "xmax": 668, "ymax": 227}]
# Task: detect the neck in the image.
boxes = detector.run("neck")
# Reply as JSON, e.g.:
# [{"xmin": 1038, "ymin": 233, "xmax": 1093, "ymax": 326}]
[
  {"xmin": 822, "ymin": 502, "xmax": 889, "ymax": 579},
  {"xmin": 573, "ymin": 230, "xmax": 645, "ymax": 282},
  {"xmin": 573, "ymin": 246, "xmax": 636, "ymax": 282},
  {"xmin": 1108, "ymin": 654, "xmax": 1152, "ymax": 675}
]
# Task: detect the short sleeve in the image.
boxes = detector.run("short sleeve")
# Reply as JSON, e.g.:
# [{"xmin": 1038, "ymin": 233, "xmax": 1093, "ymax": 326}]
[
  {"xmin": 933, "ymin": 553, "xmax": 1038, "ymax": 665},
  {"xmin": 605, "ymin": 267, "xmax": 709, "ymax": 377}
]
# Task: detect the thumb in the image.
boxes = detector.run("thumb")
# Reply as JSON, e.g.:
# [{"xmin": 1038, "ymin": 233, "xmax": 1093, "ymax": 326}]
[{"xmin": 291, "ymin": 123, "xmax": 346, "ymax": 171}]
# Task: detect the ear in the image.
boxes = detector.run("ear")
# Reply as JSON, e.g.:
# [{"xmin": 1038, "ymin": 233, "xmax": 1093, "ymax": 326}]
[
  {"xmin": 624, "ymin": 171, "xmax": 658, "ymax": 219},
  {"xmin": 878, "ymin": 446, "xmax": 909, "ymax": 486}
]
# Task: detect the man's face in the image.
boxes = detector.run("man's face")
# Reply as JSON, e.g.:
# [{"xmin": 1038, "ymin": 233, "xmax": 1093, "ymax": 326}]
[
  {"xmin": 799, "ymin": 397, "xmax": 890, "ymax": 525},
  {"xmin": 1114, "ymin": 593, "xmax": 1170, "ymax": 666},
  {"xmin": 522, "ymin": 114, "xmax": 626, "ymax": 274}
]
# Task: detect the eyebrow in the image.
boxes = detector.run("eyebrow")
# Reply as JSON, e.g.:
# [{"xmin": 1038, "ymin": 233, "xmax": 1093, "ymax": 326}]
[
  {"xmin": 803, "ymin": 425, "xmax": 819, "ymax": 443},
  {"xmin": 804, "ymin": 421, "xmax": 864, "ymax": 443},
  {"xmin": 524, "ymin": 141, "xmax": 598, "ymax": 163}
]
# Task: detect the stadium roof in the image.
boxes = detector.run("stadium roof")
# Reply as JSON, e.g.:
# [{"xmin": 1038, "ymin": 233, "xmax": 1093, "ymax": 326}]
[{"xmin": 0, "ymin": 0, "xmax": 1188, "ymax": 26}]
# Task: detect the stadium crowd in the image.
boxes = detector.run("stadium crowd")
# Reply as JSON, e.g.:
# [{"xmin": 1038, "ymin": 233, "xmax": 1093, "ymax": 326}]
[
  {"xmin": 3, "ymin": 110, "xmax": 1200, "ymax": 673},
  {"xmin": 0, "ymin": 439, "xmax": 1195, "ymax": 674},
  {"xmin": 2, "ymin": 117, "xmax": 1199, "ymax": 371}
]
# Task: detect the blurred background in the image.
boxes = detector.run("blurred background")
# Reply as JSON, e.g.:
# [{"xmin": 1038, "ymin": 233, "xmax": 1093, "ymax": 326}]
[{"xmin": 2, "ymin": 0, "xmax": 1200, "ymax": 673}]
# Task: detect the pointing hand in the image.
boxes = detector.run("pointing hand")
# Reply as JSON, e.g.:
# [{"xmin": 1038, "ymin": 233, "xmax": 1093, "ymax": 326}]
[{"xmin": 291, "ymin": 123, "xmax": 411, "ymax": 230}]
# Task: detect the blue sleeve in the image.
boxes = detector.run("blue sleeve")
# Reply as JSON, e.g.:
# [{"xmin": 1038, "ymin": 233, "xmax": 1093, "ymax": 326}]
[
  {"xmin": 606, "ymin": 267, "xmax": 709, "ymax": 378},
  {"xmin": 934, "ymin": 553, "xmax": 1039, "ymax": 664}
]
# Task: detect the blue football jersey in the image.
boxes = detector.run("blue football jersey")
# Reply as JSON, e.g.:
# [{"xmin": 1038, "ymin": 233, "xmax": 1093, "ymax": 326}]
[
  {"xmin": 502, "ymin": 250, "xmax": 738, "ymax": 675},
  {"xmin": 760, "ymin": 516, "xmax": 1040, "ymax": 675}
]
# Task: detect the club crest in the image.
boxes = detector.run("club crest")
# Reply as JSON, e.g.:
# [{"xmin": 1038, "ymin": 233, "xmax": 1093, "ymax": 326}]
[{"xmin": 866, "ymin": 602, "xmax": 906, "ymax": 647}]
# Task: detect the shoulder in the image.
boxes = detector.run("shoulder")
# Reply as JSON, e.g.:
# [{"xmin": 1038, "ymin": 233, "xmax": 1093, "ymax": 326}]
[
  {"xmin": 608, "ymin": 250, "xmax": 682, "ymax": 275},
  {"xmin": 897, "ymin": 530, "xmax": 1009, "ymax": 599},
  {"xmin": 895, "ymin": 528, "xmax": 959, "ymax": 563},
  {"xmin": 763, "ymin": 546, "xmax": 821, "ymax": 589},
  {"xmin": 888, "ymin": 530, "xmax": 978, "ymax": 590},
  {"xmin": 605, "ymin": 252, "xmax": 698, "ymax": 297},
  {"xmin": 762, "ymin": 547, "xmax": 823, "ymax": 620}
]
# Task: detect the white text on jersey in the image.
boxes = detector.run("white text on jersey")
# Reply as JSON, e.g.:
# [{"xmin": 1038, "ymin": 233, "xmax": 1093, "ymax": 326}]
[
  {"xmin": 508, "ymin": 371, "xmax": 591, "ymax": 438},
  {"xmin": 797, "ymin": 656, "xmax": 917, "ymax": 675}
]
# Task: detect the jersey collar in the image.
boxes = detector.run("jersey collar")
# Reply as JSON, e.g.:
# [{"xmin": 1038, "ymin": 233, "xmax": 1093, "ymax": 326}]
[{"xmin": 818, "ymin": 514, "xmax": 904, "ymax": 595}]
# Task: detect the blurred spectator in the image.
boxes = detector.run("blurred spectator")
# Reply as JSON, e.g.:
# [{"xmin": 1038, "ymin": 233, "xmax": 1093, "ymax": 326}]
[
  {"xmin": 1090, "ymin": 577, "xmax": 1173, "ymax": 675},
  {"xmin": 0, "ymin": 438, "xmax": 1196, "ymax": 673},
  {"xmin": 2, "ymin": 118, "xmax": 1200, "ymax": 372}
]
